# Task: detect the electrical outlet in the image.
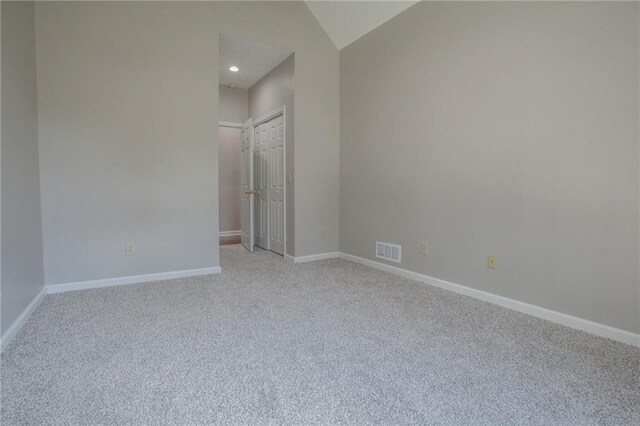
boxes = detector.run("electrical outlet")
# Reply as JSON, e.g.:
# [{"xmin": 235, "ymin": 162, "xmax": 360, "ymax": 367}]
[
  {"xmin": 420, "ymin": 241, "xmax": 428, "ymax": 256},
  {"xmin": 126, "ymin": 243, "xmax": 136, "ymax": 256},
  {"xmin": 287, "ymin": 173, "xmax": 292, "ymax": 184},
  {"xmin": 487, "ymin": 255, "xmax": 496, "ymax": 269},
  {"xmin": 320, "ymin": 230, "xmax": 326, "ymax": 240}
]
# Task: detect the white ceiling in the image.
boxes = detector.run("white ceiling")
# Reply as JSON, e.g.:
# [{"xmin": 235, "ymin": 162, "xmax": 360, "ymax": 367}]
[
  {"xmin": 304, "ymin": 1, "xmax": 419, "ymax": 50},
  {"xmin": 219, "ymin": 34, "xmax": 293, "ymax": 89},
  {"xmin": 219, "ymin": 2, "xmax": 418, "ymax": 88}
]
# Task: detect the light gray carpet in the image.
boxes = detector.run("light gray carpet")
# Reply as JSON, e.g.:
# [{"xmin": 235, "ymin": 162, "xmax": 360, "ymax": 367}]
[{"xmin": 2, "ymin": 245, "xmax": 639, "ymax": 425}]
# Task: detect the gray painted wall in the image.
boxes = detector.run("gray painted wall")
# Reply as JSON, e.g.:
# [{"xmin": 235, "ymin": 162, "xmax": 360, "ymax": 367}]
[
  {"xmin": 1, "ymin": 1, "xmax": 45, "ymax": 335},
  {"xmin": 249, "ymin": 54, "xmax": 295, "ymax": 256},
  {"xmin": 218, "ymin": 86, "xmax": 247, "ymax": 233},
  {"xmin": 219, "ymin": 85, "xmax": 248, "ymax": 123},
  {"xmin": 340, "ymin": 2, "xmax": 640, "ymax": 333},
  {"xmin": 35, "ymin": 1, "xmax": 339, "ymax": 286},
  {"xmin": 218, "ymin": 127, "xmax": 241, "ymax": 233}
]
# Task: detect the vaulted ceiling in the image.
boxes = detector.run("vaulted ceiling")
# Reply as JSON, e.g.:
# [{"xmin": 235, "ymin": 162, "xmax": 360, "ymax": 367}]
[
  {"xmin": 219, "ymin": 34, "xmax": 293, "ymax": 89},
  {"xmin": 218, "ymin": 2, "xmax": 420, "ymax": 90},
  {"xmin": 304, "ymin": 1, "xmax": 419, "ymax": 50}
]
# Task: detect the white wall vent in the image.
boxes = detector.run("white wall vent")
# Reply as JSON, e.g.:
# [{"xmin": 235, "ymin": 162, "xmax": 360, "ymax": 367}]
[{"xmin": 376, "ymin": 241, "xmax": 401, "ymax": 263}]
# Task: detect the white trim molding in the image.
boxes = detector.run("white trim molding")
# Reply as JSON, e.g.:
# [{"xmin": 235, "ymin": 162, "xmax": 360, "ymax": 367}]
[
  {"xmin": 338, "ymin": 252, "xmax": 640, "ymax": 348},
  {"xmin": 219, "ymin": 230, "xmax": 242, "ymax": 237},
  {"xmin": 291, "ymin": 252, "xmax": 340, "ymax": 264},
  {"xmin": 1, "ymin": 286, "xmax": 47, "ymax": 352},
  {"xmin": 2, "ymin": 267, "xmax": 223, "ymax": 351},
  {"xmin": 253, "ymin": 105, "xmax": 285, "ymax": 127},
  {"xmin": 46, "ymin": 267, "xmax": 222, "ymax": 294},
  {"xmin": 218, "ymin": 121, "xmax": 242, "ymax": 129}
]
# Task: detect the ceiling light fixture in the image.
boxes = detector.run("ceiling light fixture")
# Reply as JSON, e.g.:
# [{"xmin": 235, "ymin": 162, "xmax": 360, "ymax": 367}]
[{"xmin": 229, "ymin": 66, "xmax": 239, "ymax": 72}]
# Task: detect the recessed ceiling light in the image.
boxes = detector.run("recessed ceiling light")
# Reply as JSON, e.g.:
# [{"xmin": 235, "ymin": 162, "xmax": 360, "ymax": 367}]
[{"xmin": 229, "ymin": 66, "xmax": 239, "ymax": 72}]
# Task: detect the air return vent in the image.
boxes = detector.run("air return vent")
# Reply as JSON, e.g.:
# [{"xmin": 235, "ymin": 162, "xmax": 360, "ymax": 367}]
[{"xmin": 376, "ymin": 241, "xmax": 401, "ymax": 263}]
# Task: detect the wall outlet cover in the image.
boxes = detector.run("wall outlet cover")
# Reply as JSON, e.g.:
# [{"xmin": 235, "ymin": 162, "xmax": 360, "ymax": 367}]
[
  {"xmin": 420, "ymin": 241, "xmax": 428, "ymax": 256},
  {"xmin": 126, "ymin": 243, "xmax": 136, "ymax": 256}
]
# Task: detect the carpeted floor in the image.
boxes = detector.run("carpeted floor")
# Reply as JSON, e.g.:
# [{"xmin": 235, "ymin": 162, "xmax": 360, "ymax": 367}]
[{"xmin": 2, "ymin": 245, "xmax": 639, "ymax": 425}]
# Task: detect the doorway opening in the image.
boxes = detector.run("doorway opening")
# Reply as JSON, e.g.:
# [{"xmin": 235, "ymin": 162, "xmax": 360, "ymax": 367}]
[{"xmin": 218, "ymin": 34, "xmax": 294, "ymax": 258}]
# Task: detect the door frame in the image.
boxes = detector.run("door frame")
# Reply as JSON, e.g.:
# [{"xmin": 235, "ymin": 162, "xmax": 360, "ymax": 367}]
[
  {"xmin": 240, "ymin": 118, "xmax": 255, "ymax": 252},
  {"xmin": 218, "ymin": 121, "xmax": 244, "ymax": 242},
  {"xmin": 252, "ymin": 106, "xmax": 286, "ymax": 257}
]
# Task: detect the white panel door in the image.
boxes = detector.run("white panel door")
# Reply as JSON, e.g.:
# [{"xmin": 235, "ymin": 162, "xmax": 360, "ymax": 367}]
[
  {"xmin": 254, "ymin": 124, "xmax": 269, "ymax": 250},
  {"xmin": 268, "ymin": 116, "xmax": 285, "ymax": 255},
  {"xmin": 240, "ymin": 119, "xmax": 254, "ymax": 252}
]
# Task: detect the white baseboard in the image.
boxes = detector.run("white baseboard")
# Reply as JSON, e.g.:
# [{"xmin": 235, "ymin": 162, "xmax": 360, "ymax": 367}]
[
  {"xmin": 2, "ymin": 267, "xmax": 222, "ymax": 351},
  {"xmin": 291, "ymin": 252, "xmax": 340, "ymax": 264},
  {"xmin": 1, "ymin": 286, "xmax": 47, "ymax": 352},
  {"xmin": 219, "ymin": 230, "xmax": 241, "ymax": 237},
  {"xmin": 46, "ymin": 267, "xmax": 222, "ymax": 294},
  {"xmin": 339, "ymin": 252, "xmax": 640, "ymax": 348},
  {"xmin": 4, "ymin": 254, "xmax": 636, "ymax": 352}
]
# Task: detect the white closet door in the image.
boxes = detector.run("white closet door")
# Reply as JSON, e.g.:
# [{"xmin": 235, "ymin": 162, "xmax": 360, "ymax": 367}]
[
  {"xmin": 268, "ymin": 115, "xmax": 285, "ymax": 255},
  {"xmin": 254, "ymin": 124, "xmax": 269, "ymax": 250},
  {"xmin": 240, "ymin": 119, "xmax": 254, "ymax": 252}
]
